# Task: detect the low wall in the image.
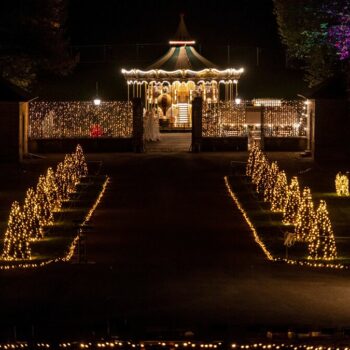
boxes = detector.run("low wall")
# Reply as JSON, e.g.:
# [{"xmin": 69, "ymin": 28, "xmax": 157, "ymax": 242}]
[
  {"xmin": 29, "ymin": 136, "xmax": 307, "ymax": 153},
  {"xmin": 263, "ymin": 137, "xmax": 307, "ymax": 151},
  {"xmin": 29, "ymin": 138, "xmax": 134, "ymax": 153},
  {"xmin": 201, "ymin": 137, "xmax": 248, "ymax": 151}
]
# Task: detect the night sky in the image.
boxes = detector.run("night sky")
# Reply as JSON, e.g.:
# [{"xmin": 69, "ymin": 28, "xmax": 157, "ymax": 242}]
[
  {"xmin": 39, "ymin": 0, "xmax": 302, "ymax": 100},
  {"xmin": 68, "ymin": 0, "xmax": 281, "ymax": 48}
]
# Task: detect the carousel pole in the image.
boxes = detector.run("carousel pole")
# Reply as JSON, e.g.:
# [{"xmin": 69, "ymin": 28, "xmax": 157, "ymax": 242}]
[
  {"xmin": 171, "ymin": 82, "xmax": 174, "ymax": 126},
  {"xmin": 145, "ymin": 83, "xmax": 148, "ymax": 110},
  {"xmin": 150, "ymin": 83, "xmax": 153, "ymax": 109},
  {"xmin": 145, "ymin": 84, "xmax": 148, "ymax": 110}
]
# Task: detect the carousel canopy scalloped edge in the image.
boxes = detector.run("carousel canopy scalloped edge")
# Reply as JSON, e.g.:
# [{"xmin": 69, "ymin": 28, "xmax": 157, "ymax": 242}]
[{"xmin": 121, "ymin": 68, "xmax": 244, "ymax": 83}]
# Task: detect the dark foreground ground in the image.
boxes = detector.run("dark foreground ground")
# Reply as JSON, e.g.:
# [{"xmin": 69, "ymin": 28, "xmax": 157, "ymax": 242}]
[{"xmin": 0, "ymin": 152, "xmax": 350, "ymax": 341}]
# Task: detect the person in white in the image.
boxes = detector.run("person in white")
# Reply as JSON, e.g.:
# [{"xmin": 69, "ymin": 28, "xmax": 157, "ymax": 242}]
[
  {"xmin": 152, "ymin": 107, "xmax": 161, "ymax": 141},
  {"xmin": 143, "ymin": 108, "xmax": 160, "ymax": 141}
]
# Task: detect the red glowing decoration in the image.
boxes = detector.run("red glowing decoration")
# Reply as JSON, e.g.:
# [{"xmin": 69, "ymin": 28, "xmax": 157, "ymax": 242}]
[{"xmin": 90, "ymin": 124, "xmax": 103, "ymax": 137}]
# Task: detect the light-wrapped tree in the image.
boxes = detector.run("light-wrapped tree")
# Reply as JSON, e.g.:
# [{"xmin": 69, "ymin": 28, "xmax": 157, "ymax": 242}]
[
  {"xmin": 252, "ymin": 153, "xmax": 268, "ymax": 195},
  {"xmin": 63, "ymin": 154, "xmax": 78, "ymax": 194},
  {"xmin": 308, "ymin": 200, "xmax": 337, "ymax": 260},
  {"xmin": 22, "ymin": 187, "xmax": 43, "ymax": 240},
  {"xmin": 283, "ymin": 176, "xmax": 301, "ymax": 225},
  {"xmin": 246, "ymin": 144, "xmax": 261, "ymax": 177},
  {"xmin": 45, "ymin": 167, "xmax": 61, "ymax": 211},
  {"xmin": 2, "ymin": 201, "xmax": 31, "ymax": 260},
  {"xmin": 256, "ymin": 157, "xmax": 271, "ymax": 194},
  {"xmin": 271, "ymin": 170, "xmax": 288, "ymax": 212},
  {"xmin": 74, "ymin": 144, "xmax": 88, "ymax": 178},
  {"xmin": 294, "ymin": 187, "xmax": 315, "ymax": 242},
  {"xmin": 36, "ymin": 174, "xmax": 53, "ymax": 226},
  {"xmin": 263, "ymin": 161, "xmax": 280, "ymax": 203},
  {"xmin": 335, "ymin": 172, "xmax": 349, "ymax": 196},
  {"xmin": 251, "ymin": 150, "xmax": 266, "ymax": 185},
  {"xmin": 55, "ymin": 161, "xmax": 69, "ymax": 201}
]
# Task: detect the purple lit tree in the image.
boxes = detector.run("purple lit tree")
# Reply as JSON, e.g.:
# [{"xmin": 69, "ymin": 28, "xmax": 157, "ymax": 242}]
[
  {"xmin": 328, "ymin": 17, "xmax": 350, "ymax": 60},
  {"xmin": 273, "ymin": 0, "xmax": 350, "ymax": 87}
]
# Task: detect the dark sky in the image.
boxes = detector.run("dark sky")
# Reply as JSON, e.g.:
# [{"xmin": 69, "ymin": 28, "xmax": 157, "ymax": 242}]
[{"xmin": 69, "ymin": 0, "xmax": 281, "ymax": 48}]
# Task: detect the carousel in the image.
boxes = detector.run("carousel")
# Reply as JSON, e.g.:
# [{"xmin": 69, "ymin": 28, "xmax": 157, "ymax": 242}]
[{"xmin": 121, "ymin": 15, "xmax": 244, "ymax": 129}]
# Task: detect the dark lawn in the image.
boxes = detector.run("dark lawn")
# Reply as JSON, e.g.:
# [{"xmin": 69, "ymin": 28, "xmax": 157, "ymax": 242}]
[
  {"xmin": 0, "ymin": 152, "xmax": 349, "ymax": 340},
  {"xmin": 266, "ymin": 155, "xmax": 350, "ymax": 262}
]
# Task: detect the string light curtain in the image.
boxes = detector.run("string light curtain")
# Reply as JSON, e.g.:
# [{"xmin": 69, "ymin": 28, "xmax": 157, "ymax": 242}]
[
  {"xmin": 202, "ymin": 101, "xmax": 246, "ymax": 137},
  {"xmin": 202, "ymin": 100, "xmax": 307, "ymax": 138},
  {"xmin": 29, "ymin": 101, "xmax": 133, "ymax": 139},
  {"xmin": 262, "ymin": 100, "xmax": 307, "ymax": 137}
]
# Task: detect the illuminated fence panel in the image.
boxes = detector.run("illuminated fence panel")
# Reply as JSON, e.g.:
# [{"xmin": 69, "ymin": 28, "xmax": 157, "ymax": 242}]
[
  {"xmin": 202, "ymin": 101, "xmax": 247, "ymax": 137},
  {"xmin": 29, "ymin": 101, "xmax": 133, "ymax": 139},
  {"xmin": 262, "ymin": 100, "xmax": 307, "ymax": 137},
  {"xmin": 202, "ymin": 100, "xmax": 307, "ymax": 138}
]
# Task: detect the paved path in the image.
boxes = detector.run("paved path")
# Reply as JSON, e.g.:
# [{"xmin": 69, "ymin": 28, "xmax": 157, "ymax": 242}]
[
  {"xmin": 1, "ymin": 152, "xmax": 350, "ymax": 339},
  {"xmin": 145, "ymin": 133, "xmax": 191, "ymax": 152}
]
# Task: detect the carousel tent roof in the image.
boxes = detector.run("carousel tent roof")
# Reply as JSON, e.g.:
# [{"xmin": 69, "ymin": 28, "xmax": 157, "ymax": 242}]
[
  {"xmin": 122, "ymin": 15, "xmax": 244, "ymax": 82},
  {"xmin": 173, "ymin": 13, "xmax": 192, "ymax": 41},
  {"xmin": 146, "ymin": 45, "xmax": 217, "ymax": 70},
  {"xmin": 147, "ymin": 14, "xmax": 216, "ymax": 70}
]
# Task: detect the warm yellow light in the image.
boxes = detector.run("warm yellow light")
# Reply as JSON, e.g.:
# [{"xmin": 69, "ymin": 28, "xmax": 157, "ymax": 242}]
[
  {"xmin": 225, "ymin": 176, "xmax": 273, "ymax": 261},
  {"xmin": 0, "ymin": 145, "xmax": 110, "ymax": 270},
  {"xmin": 335, "ymin": 172, "xmax": 349, "ymax": 196},
  {"xmin": 241, "ymin": 146, "xmax": 341, "ymax": 269},
  {"xmin": 93, "ymin": 98, "xmax": 101, "ymax": 106},
  {"xmin": 294, "ymin": 187, "xmax": 315, "ymax": 242},
  {"xmin": 271, "ymin": 170, "xmax": 288, "ymax": 213},
  {"xmin": 283, "ymin": 176, "xmax": 301, "ymax": 225},
  {"xmin": 169, "ymin": 40, "xmax": 196, "ymax": 45},
  {"xmin": 308, "ymin": 200, "xmax": 337, "ymax": 260}
]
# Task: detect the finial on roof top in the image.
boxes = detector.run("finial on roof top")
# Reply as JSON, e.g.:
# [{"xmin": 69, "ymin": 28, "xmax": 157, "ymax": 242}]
[{"xmin": 169, "ymin": 14, "xmax": 195, "ymax": 46}]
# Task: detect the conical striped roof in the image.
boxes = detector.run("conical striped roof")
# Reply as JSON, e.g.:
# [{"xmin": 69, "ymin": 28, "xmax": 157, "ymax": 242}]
[
  {"xmin": 146, "ymin": 45, "xmax": 217, "ymax": 70},
  {"xmin": 173, "ymin": 13, "xmax": 193, "ymax": 41},
  {"xmin": 122, "ymin": 15, "xmax": 244, "ymax": 82}
]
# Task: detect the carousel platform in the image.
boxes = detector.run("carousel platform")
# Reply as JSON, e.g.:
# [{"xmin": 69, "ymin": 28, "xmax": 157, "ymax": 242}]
[{"xmin": 160, "ymin": 127, "xmax": 192, "ymax": 133}]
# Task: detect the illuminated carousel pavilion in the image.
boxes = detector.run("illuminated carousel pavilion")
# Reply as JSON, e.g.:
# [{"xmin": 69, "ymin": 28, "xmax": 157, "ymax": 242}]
[{"xmin": 122, "ymin": 15, "xmax": 244, "ymax": 128}]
